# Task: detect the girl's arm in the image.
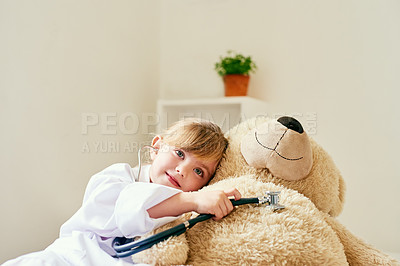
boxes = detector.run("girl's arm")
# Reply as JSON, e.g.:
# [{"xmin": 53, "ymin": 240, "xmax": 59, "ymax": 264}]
[
  {"xmin": 60, "ymin": 163, "xmax": 182, "ymax": 239},
  {"xmin": 147, "ymin": 188, "xmax": 241, "ymax": 220}
]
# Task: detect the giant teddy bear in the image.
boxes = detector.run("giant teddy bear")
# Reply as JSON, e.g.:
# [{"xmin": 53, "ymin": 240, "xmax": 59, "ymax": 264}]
[{"xmin": 132, "ymin": 116, "xmax": 399, "ymax": 265}]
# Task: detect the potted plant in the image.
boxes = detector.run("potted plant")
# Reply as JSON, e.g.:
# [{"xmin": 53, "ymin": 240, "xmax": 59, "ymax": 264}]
[{"xmin": 215, "ymin": 50, "xmax": 257, "ymax": 96}]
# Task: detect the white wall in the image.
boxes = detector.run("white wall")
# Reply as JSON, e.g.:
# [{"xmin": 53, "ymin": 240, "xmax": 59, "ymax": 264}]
[
  {"xmin": 159, "ymin": 0, "xmax": 400, "ymax": 255},
  {"xmin": 0, "ymin": 0, "xmax": 160, "ymax": 263},
  {"xmin": 1, "ymin": 0, "xmax": 399, "ymax": 264}
]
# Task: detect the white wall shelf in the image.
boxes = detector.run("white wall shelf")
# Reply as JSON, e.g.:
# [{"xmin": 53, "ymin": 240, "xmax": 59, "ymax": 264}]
[{"xmin": 157, "ymin": 96, "xmax": 268, "ymax": 133}]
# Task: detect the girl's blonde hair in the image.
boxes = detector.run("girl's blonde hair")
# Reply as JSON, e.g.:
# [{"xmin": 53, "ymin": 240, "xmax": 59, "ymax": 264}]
[{"xmin": 161, "ymin": 118, "xmax": 228, "ymax": 162}]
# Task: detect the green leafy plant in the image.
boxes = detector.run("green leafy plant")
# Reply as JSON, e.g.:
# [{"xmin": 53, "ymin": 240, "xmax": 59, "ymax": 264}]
[{"xmin": 215, "ymin": 50, "xmax": 257, "ymax": 77}]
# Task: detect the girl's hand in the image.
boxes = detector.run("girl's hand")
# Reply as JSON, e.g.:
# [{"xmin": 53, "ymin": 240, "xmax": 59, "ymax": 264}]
[
  {"xmin": 147, "ymin": 187, "xmax": 241, "ymax": 219},
  {"xmin": 192, "ymin": 188, "xmax": 241, "ymax": 220}
]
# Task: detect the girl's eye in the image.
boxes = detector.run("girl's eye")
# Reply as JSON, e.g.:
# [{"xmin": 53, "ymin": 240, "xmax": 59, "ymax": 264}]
[
  {"xmin": 194, "ymin": 168, "xmax": 203, "ymax": 176},
  {"xmin": 175, "ymin": 150, "xmax": 184, "ymax": 158}
]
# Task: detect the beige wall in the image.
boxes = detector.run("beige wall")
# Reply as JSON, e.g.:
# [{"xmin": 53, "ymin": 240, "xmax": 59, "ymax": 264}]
[
  {"xmin": 0, "ymin": 0, "xmax": 160, "ymax": 263},
  {"xmin": 1, "ymin": 0, "xmax": 399, "ymax": 263},
  {"xmin": 160, "ymin": 0, "xmax": 400, "ymax": 255}
]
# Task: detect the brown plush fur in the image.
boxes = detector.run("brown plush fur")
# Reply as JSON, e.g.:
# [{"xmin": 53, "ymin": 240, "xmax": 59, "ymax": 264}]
[
  {"xmin": 133, "ymin": 117, "xmax": 399, "ymax": 265},
  {"xmin": 186, "ymin": 176, "xmax": 348, "ymax": 265},
  {"xmin": 213, "ymin": 116, "xmax": 345, "ymax": 217},
  {"xmin": 131, "ymin": 218, "xmax": 190, "ymax": 265}
]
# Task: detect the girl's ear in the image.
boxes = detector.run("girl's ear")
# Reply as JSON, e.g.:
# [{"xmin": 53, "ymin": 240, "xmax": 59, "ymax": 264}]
[{"xmin": 150, "ymin": 135, "xmax": 162, "ymax": 160}]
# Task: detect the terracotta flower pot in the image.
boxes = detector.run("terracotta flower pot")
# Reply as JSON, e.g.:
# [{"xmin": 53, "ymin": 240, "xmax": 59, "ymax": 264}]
[{"xmin": 223, "ymin": 74, "xmax": 250, "ymax": 96}]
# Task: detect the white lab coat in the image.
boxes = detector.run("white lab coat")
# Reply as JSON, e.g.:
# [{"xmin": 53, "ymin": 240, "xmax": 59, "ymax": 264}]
[{"xmin": 3, "ymin": 163, "xmax": 181, "ymax": 266}]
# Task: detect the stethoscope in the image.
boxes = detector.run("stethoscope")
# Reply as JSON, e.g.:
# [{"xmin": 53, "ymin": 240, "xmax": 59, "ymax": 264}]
[
  {"xmin": 136, "ymin": 145, "xmax": 156, "ymax": 181},
  {"xmin": 112, "ymin": 146, "xmax": 285, "ymax": 258}
]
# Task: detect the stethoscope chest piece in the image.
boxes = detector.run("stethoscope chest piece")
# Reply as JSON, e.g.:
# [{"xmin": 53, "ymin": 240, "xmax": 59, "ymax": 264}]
[{"xmin": 258, "ymin": 191, "xmax": 285, "ymax": 211}]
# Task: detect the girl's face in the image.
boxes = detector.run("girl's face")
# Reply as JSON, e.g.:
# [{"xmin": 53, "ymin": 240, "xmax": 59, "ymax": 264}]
[{"xmin": 149, "ymin": 136, "xmax": 219, "ymax": 192}]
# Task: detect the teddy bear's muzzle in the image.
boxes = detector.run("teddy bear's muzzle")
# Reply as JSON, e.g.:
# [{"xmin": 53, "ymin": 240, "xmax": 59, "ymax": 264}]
[{"xmin": 240, "ymin": 116, "xmax": 313, "ymax": 181}]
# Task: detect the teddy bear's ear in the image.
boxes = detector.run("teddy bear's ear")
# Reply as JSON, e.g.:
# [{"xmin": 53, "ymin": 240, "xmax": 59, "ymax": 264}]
[{"xmin": 240, "ymin": 116, "xmax": 313, "ymax": 181}]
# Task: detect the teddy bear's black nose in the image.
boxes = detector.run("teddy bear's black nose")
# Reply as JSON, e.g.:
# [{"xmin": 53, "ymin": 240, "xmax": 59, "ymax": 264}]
[{"xmin": 277, "ymin": 116, "xmax": 304, "ymax": 134}]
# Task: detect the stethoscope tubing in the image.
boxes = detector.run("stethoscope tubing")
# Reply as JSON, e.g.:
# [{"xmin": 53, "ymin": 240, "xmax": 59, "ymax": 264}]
[{"xmin": 113, "ymin": 197, "xmax": 260, "ymax": 257}]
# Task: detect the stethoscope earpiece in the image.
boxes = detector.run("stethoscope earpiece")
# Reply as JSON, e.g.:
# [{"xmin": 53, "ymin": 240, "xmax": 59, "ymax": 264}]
[{"xmin": 137, "ymin": 145, "xmax": 158, "ymax": 178}]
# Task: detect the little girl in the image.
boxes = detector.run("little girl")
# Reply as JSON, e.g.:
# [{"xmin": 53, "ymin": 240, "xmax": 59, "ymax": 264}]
[{"xmin": 4, "ymin": 118, "xmax": 241, "ymax": 265}]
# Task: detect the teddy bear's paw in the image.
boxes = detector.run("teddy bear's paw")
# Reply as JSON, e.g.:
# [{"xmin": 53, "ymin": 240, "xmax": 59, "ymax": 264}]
[{"xmin": 186, "ymin": 176, "xmax": 348, "ymax": 265}]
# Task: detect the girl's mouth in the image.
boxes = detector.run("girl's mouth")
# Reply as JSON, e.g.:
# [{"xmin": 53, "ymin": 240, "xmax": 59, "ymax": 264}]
[{"xmin": 166, "ymin": 172, "xmax": 181, "ymax": 188}]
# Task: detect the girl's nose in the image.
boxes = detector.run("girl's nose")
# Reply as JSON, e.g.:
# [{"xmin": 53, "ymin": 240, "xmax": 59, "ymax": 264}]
[
  {"xmin": 176, "ymin": 166, "xmax": 184, "ymax": 177},
  {"xmin": 176, "ymin": 163, "xmax": 189, "ymax": 177}
]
